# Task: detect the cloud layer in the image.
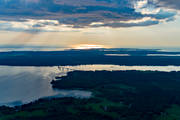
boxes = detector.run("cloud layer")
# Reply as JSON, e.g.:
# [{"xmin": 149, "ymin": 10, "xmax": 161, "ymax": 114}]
[
  {"xmin": 0, "ymin": 0, "xmax": 179, "ymax": 32},
  {"xmin": 158, "ymin": 0, "xmax": 180, "ymax": 10}
]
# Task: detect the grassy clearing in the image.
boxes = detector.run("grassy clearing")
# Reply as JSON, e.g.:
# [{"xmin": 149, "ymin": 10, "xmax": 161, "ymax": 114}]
[{"xmin": 157, "ymin": 105, "xmax": 180, "ymax": 120}]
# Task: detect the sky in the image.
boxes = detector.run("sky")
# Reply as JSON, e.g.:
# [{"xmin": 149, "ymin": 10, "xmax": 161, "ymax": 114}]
[{"xmin": 0, "ymin": 0, "xmax": 180, "ymax": 50}]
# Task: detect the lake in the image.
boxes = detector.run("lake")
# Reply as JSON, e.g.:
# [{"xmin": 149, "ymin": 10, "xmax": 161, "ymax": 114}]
[
  {"xmin": 0, "ymin": 66, "xmax": 91, "ymax": 106},
  {"xmin": 1, "ymin": 64, "xmax": 180, "ymax": 106}
]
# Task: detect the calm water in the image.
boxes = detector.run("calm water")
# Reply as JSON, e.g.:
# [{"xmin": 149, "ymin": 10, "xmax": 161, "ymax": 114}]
[
  {"xmin": 57, "ymin": 65, "xmax": 180, "ymax": 73},
  {"xmin": 0, "ymin": 66, "xmax": 91, "ymax": 106},
  {"xmin": 1, "ymin": 65, "xmax": 180, "ymax": 106}
]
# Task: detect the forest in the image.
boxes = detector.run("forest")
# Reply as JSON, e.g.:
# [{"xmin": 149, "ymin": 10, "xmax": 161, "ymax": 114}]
[
  {"xmin": 1, "ymin": 70, "xmax": 180, "ymax": 120},
  {"xmin": 1, "ymin": 49, "xmax": 180, "ymax": 66}
]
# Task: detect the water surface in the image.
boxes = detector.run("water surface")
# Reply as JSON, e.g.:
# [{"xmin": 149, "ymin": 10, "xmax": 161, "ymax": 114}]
[
  {"xmin": 0, "ymin": 66, "xmax": 91, "ymax": 106},
  {"xmin": 1, "ymin": 64, "xmax": 180, "ymax": 106}
]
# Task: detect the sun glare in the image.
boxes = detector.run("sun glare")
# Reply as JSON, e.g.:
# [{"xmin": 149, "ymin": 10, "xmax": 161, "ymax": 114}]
[{"xmin": 74, "ymin": 44, "xmax": 105, "ymax": 49}]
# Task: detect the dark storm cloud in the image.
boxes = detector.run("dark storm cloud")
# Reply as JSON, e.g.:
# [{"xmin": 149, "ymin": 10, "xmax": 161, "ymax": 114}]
[
  {"xmin": 157, "ymin": 0, "xmax": 180, "ymax": 10},
  {"xmin": 0, "ymin": 0, "xmax": 178, "ymax": 31},
  {"xmin": 0, "ymin": 0, "xmax": 140, "ymax": 22}
]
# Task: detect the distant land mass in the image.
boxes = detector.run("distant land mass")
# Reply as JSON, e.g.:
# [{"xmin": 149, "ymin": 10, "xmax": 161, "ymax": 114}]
[{"xmin": 1, "ymin": 48, "xmax": 180, "ymax": 66}]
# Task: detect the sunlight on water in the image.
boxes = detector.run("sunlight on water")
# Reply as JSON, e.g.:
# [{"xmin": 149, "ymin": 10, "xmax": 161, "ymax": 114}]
[
  {"xmin": 105, "ymin": 54, "xmax": 130, "ymax": 56},
  {"xmin": 1, "ymin": 64, "xmax": 180, "ymax": 106},
  {"xmin": 147, "ymin": 54, "xmax": 180, "ymax": 56},
  {"xmin": 58, "ymin": 65, "xmax": 180, "ymax": 73},
  {"xmin": 0, "ymin": 66, "xmax": 91, "ymax": 106}
]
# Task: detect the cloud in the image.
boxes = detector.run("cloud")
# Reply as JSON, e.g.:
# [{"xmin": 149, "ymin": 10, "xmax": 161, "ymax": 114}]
[
  {"xmin": 0, "ymin": 19, "xmax": 80, "ymax": 32},
  {"xmin": 90, "ymin": 17, "xmax": 159, "ymax": 28},
  {"xmin": 157, "ymin": 0, "xmax": 180, "ymax": 10},
  {"xmin": 0, "ymin": 0, "xmax": 179, "ymax": 32}
]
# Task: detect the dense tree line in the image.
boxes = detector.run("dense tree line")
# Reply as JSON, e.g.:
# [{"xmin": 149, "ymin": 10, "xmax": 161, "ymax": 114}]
[{"xmin": 1, "ymin": 71, "xmax": 180, "ymax": 120}]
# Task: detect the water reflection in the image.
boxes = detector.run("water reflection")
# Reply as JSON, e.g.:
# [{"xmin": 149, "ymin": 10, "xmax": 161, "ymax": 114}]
[
  {"xmin": 0, "ymin": 66, "xmax": 91, "ymax": 106},
  {"xmin": 57, "ymin": 65, "xmax": 180, "ymax": 73},
  {"xmin": 147, "ymin": 54, "xmax": 180, "ymax": 56},
  {"xmin": 105, "ymin": 54, "xmax": 130, "ymax": 56},
  {"xmin": 1, "ymin": 64, "xmax": 180, "ymax": 106}
]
